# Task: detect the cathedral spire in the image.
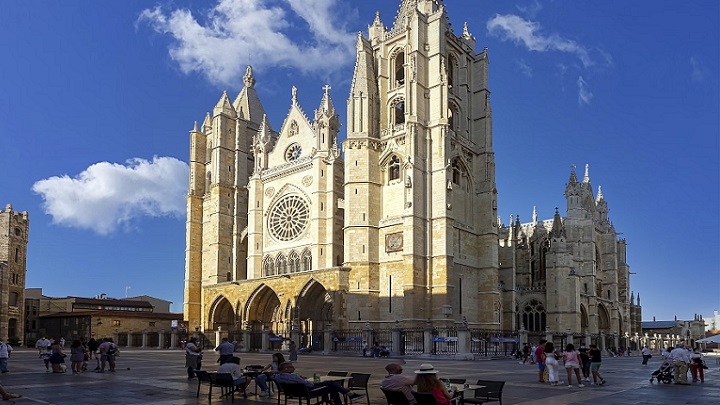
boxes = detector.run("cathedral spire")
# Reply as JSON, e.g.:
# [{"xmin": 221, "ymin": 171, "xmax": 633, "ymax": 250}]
[
  {"xmin": 583, "ymin": 164, "xmax": 591, "ymax": 184},
  {"xmin": 568, "ymin": 165, "xmax": 579, "ymax": 186},
  {"xmin": 550, "ymin": 207, "xmax": 565, "ymax": 239},
  {"xmin": 213, "ymin": 90, "xmax": 237, "ymax": 118},
  {"xmin": 233, "ymin": 65, "xmax": 266, "ymax": 125},
  {"xmin": 317, "ymin": 84, "xmax": 335, "ymax": 116},
  {"xmin": 243, "ymin": 65, "xmax": 256, "ymax": 88},
  {"xmin": 596, "ymin": 186, "xmax": 604, "ymax": 203}
]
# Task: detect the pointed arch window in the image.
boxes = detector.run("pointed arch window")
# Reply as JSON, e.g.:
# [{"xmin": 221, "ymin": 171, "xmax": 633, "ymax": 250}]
[
  {"xmin": 522, "ymin": 300, "xmax": 546, "ymax": 332},
  {"xmin": 276, "ymin": 254, "xmax": 287, "ymax": 275},
  {"xmin": 395, "ymin": 52, "xmax": 405, "ymax": 86},
  {"xmin": 448, "ymin": 54, "xmax": 457, "ymax": 88},
  {"xmin": 289, "ymin": 251, "xmax": 300, "ymax": 273},
  {"xmin": 394, "ymin": 101, "xmax": 405, "ymax": 126},
  {"xmin": 301, "ymin": 249, "xmax": 312, "ymax": 272},
  {"xmin": 263, "ymin": 256, "xmax": 275, "ymax": 277},
  {"xmin": 451, "ymin": 159, "xmax": 462, "ymax": 185},
  {"xmin": 388, "ymin": 155, "xmax": 401, "ymax": 182}
]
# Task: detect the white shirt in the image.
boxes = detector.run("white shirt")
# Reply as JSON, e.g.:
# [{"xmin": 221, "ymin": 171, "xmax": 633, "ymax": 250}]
[
  {"xmin": 218, "ymin": 363, "xmax": 244, "ymax": 380},
  {"xmin": 0, "ymin": 342, "xmax": 13, "ymax": 358},
  {"xmin": 670, "ymin": 347, "xmax": 690, "ymax": 363},
  {"xmin": 641, "ymin": 347, "xmax": 651, "ymax": 356}
]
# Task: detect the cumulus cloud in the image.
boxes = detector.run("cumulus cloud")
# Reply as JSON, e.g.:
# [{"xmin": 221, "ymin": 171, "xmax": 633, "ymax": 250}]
[
  {"xmin": 487, "ymin": 14, "xmax": 593, "ymax": 67},
  {"xmin": 577, "ymin": 76, "xmax": 593, "ymax": 105},
  {"xmin": 138, "ymin": 0, "xmax": 357, "ymax": 87},
  {"xmin": 32, "ymin": 157, "xmax": 189, "ymax": 235}
]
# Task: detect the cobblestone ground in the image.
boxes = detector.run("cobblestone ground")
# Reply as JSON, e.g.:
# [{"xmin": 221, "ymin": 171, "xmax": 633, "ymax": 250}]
[{"xmin": 0, "ymin": 348, "xmax": 717, "ymax": 404}]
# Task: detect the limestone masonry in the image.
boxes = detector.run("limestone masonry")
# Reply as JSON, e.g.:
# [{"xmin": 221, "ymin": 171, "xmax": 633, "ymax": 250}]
[{"xmin": 183, "ymin": 0, "xmax": 641, "ymax": 348}]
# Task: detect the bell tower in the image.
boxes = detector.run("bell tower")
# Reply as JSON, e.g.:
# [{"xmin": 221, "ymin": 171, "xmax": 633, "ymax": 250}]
[{"xmin": 343, "ymin": 0, "xmax": 500, "ymax": 326}]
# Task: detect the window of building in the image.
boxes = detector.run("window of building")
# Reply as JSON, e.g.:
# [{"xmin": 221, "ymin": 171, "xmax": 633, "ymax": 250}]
[
  {"xmin": 394, "ymin": 101, "xmax": 405, "ymax": 125},
  {"xmin": 276, "ymin": 254, "xmax": 287, "ymax": 275},
  {"xmin": 521, "ymin": 300, "xmax": 546, "ymax": 332},
  {"xmin": 149, "ymin": 322, "xmax": 156, "ymax": 327},
  {"xmin": 448, "ymin": 54, "xmax": 456, "ymax": 88},
  {"xmin": 113, "ymin": 320, "xmax": 121, "ymax": 326},
  {"xmin": 388, "ymin": 155, "xmax": 401, "ymax": 182},
  {"xmin": 9, "ymin": 292, "xmax": 18, "ymax": 307},
  {"xmin": 395, "ymin": 52, "xmax": 405, "ymax": 86},
  {"xmin": 289, "ymin": 251, "xmax": 300, "ymax": 273},
  {"xmin": 263, "ymin": 257, "xmax": 274, "ymax": 277},
  {"xmin": 301, "ymin": 250, "xmax": 312, "ymax": 272}
]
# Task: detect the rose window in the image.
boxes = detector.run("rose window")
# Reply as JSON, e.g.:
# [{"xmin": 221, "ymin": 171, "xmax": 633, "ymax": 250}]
[
  {"xmin": 286, "ymin": 143, "xmax": 302, "ymax": 162},
  {"xmin": 268, "ymin": 195, "xmax": 310, "ymax": 241}
]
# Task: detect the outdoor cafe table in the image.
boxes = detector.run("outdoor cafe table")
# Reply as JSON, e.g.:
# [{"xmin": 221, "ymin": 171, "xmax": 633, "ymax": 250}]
[
  {"xmin": 306, "ymin": 375, "xmax": 353, "ymax": 383},
  {"xmin": 451, "ymin": 385, "xmax": 486, "ymax": 402}
]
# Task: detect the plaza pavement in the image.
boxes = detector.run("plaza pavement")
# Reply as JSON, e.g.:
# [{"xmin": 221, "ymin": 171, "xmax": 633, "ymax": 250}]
[{"xmin": 0, "ymin": 348, "xmax": 717, "ymax": 404}]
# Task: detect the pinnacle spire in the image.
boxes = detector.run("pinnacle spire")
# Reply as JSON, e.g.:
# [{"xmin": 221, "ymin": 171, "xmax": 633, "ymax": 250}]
[
  {"xmin": 596, "ymin": 186, "xmax": 604, "ymax": 203},
  {"xmin": 583, "ymin": 164, "xmax": 590, "ymax": 184},
  {"xmin": 373, "ymin": 11, "xmax": 382, "ymax": 26},
  {"xmin": 243, "ymin": 65, "xmax": 256, "ymax": 88},
  {"xmin": 551, "ymin": 207, "xmax": 565, "ymax": 238},
  {"xmin": 532, "ymin": 206, "xmax": 538, "ymax": 224},
  {"xmin": 568, "ymin": 165, "xmax": 579, "ymax": 185},
  {"xmin": 213, "ymin": 90, "xmax": 236, "ymax": 117},
  {"xmin": 318, "ymin": 84, "xmax": 335, "ymax": 115}
]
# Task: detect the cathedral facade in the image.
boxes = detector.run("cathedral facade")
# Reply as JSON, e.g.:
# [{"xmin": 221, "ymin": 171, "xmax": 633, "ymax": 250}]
[
  {"xmin": 183, "ymin": 0, "xmax": 640, "ymax": 344},
  {"xmin": 498, "ymin": 166, "xmax": 642, "ymax": 344}
]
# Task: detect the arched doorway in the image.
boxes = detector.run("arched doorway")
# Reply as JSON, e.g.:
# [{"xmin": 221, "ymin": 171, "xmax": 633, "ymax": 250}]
[
  {"xmin": 580, "ymin": 305, "xmax": 589, "ymax": 331},
  {"xmin": 210, "ymin": 296, "xmax": 236, "ymax": 333},
  {"xmin": 296, "ymin": 280, "xmax": 333, "ymax": 351},
  {"xmin": 246, "ymin": 285, "xmax": 282, "ymax": 331}
]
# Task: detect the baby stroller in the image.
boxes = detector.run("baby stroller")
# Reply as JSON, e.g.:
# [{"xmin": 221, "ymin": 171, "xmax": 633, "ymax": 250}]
[{"xmin": 650, "ymin": 360, "xmax": 674, "ymax": 384}]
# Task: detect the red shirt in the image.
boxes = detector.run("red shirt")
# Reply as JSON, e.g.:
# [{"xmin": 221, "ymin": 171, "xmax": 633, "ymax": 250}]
[{"xmin": 535, "ymin": 346, "xmax": 546, "ymax": 363}]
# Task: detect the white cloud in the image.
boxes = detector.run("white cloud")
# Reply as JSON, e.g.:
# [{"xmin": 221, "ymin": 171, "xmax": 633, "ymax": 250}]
[
  {"xmin": 32, "ymin": 157, "xmax": 189, "ymax": 235},
  {"xmin": 577, "ymin": 76, "xmax": 593, "ymax": 105},
  {"xmin": 138, "ymin": 0, "xmax": 357, "ymax": 87},
  {"xmin": 487, "ymin": 14, "xmax": 593, "ymax": 68},
  {"xmin": 515, "ymin": 1, "xmax": 543, "ymax": 18},
  {"xmin": 516, "ymin": 59, "xmax": 533, "ymax": 77}
]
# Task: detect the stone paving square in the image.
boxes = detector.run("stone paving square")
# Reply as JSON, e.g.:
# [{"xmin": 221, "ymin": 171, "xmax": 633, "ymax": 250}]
[{"xmin": 0, "ymin": 348, "xmax": 717, "ymax": 404}]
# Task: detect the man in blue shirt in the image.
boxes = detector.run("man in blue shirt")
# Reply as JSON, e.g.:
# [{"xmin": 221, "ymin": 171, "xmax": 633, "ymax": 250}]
[{"xmin": 215, "ymin": 337, "xmax": 236, "ymax": 364}]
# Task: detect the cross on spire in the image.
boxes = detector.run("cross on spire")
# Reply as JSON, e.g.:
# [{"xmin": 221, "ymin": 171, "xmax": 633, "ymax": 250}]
[{"xmin": 323, "ymin": 84, "xmax": 332, "ymax": 95}]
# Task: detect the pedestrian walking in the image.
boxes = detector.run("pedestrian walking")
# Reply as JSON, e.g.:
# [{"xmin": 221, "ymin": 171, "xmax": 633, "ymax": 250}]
[
  {"xmin": 69, "ymin": 339, "xmax": 85, "ymax": 373},
  {"xmin": 588, "ymin": 344, "xmax": 606, "ymax": 385},
  {"xmin": 641, "ymin": 346, "xmax": 652, "ymax": 365},
  {"xmin": 563, "ymin": 344, "xmax": 584, "ymax": 388},
  {"xmin": 535, "ymin": 339, "xmax": 547, "ymax": 382},
  {"xmin": 544, "ymin": 341, "xmax": 561, "ymax": 386},
  {"xmin": 0, "ymin": 339, "xmax": 13, "ymax": 373},
  {"xmin": 670, "ymin": 342, "xmax": 690, "ymax": 385},
  {"xmin": 184, "ymin": 337, "xmax": 202, "ymax": 379},
  {"xmin": 690, "ymin": 347, "xmax": 706, "ymax": 383},
  {"xmin": 289, "ymin": 340, "xmax": 298, "ymax": 361}
]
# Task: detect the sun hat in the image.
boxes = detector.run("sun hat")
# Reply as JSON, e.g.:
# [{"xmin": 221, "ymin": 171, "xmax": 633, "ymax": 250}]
[{"xmin": 414, "ymin": 364, "xmax": 439, "ymax": 374}]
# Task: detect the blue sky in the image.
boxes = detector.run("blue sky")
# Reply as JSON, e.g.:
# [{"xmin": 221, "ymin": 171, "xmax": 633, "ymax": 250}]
[{"xmin": 1, "ymin": 0, "xmax": 718, "ymax": 322}]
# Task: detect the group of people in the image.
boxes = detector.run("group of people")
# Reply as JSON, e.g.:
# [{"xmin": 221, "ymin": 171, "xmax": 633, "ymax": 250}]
[
  {"xmin": 34, "ymin": 336, "xmax": 119, "ymax": 373},
  {"xmin": 533, "ymin": 339, "xmax": 606, "ymax": 388},
  {"xmin": 658, "ymin": 342, "xmax": 707, "ymax": 384},
  {"xmin": 361, "ymin": 341, "xmax": 390, "ymax": 358}
]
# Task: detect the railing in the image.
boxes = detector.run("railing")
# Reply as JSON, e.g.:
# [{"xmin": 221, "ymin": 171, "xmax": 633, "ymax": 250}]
[{"xmin": 402, "ymin": 328, "xmax": 425, "ymax": 355}]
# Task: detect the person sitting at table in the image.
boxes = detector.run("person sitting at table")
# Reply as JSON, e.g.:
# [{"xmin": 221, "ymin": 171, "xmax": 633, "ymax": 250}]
[
  {"xmin": 257, "ymin": 352, "xmax": 286, "ymax": 397},
  {"xmin": 414, "ymin": 364, "xmax": 456, "ymax": 405},
  {"xmin": 218, "ymin": 356, "xmax": 250, "ymax": 394},
  {"xmin": 273, "ymin": 361, "xmax": 360, "ymax": 405},
  {"xmin": 381, "ymin": 363, "xmax": 415, "ymax": 404}
]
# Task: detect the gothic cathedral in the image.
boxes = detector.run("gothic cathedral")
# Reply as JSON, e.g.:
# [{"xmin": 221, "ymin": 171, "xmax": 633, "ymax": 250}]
[{"xmin": 183, "ymin": 0, "xmax": 640, "ymax": 344}]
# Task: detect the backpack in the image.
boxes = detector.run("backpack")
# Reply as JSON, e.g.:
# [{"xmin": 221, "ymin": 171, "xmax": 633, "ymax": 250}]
[{"xmin": 106, "ymin": 344, "xmax": 117, "ymax": 355}]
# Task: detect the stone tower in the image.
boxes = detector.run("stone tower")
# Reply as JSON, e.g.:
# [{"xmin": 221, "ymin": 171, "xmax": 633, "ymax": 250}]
[
  {"xmin": 184, "ymin": 67, "xmax": 266, "ymax": 327},
  {"xmin": 0, "ymin": 204, "xmax": 29, "ymax": 341},
  {"xmin": 343, "ymin": 0, "xmax": 500, "ymax": 326}
]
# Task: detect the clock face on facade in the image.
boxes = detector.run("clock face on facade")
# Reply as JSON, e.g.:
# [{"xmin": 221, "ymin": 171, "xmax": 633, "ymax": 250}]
[
  {"xmin": 268, "ymin": 194, "xmax": 310, "ymax": 242},
  {"xmin": 285, "ymin": 143, "xmax": 302, "ymax": 162},
  {"xmin": 385, "ymin": 232, "xmax": 403, "ymax": 253}
]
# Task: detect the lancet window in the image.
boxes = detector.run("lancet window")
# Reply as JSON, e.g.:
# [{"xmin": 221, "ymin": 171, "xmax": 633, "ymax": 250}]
[
  {"xmin": 395, "ymin": 52, "xmax": 405, "ymax": 86},
  {"xmin": 521, "ymin": 300, "xmax": 546, "ymax": 332},
  {"xmin": 388, "ymin": 155, "xmax": 401, "ymax": 182},
  {"xmin": 289, "ymin": 251, "xmax": 300, "ymax": 273},
  {"xmin": 301, "ymin": 249, "xmax": 312, "ymax": 272}
]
